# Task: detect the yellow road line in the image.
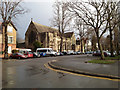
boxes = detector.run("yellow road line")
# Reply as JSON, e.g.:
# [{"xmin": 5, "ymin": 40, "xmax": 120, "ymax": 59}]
[
  {"xmin": 49, "ymin": 61, "xmax": 119, "ymax": 78},
  {"xmin": 44, "ymin": 63, "xmax": 120, "ymax": 82}
]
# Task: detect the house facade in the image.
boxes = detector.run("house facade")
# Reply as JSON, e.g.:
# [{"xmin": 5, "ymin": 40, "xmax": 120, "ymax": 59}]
[
  {"xmin": 0, "ymin": 22, "xmax": 17, "ymax": 55},
  {"xmin": 25, "ymin": 20, "xmax": 76, "ymax": 52}
]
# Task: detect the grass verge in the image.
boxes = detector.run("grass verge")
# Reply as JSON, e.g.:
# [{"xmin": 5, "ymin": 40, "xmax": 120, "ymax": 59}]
[
  {"xmin": 87, "ymin": 55, "xmax": 120, "ymax": 64},
  {"xmin": 104, "ymin": 55, "xmax": 120, "ymax": 60},
  {"xmin": 87, "ymin": 60, "xmax": 116, "ymax": 64}
]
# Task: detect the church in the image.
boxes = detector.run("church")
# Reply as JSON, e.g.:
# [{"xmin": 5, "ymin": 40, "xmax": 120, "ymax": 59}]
[{"xmin": 25, "ymin": 20, "xmax": 76, "ymax": 52}]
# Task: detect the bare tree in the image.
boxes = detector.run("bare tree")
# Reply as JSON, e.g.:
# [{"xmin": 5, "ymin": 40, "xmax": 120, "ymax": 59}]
[
  {"xmin": 74, "ymin": 17, "xmax": 93, "ymax": 52},
  {"xmin": 52, "ymin": 1, "xmax": 73, "ymax": 52},
  {"xmin": 0, "ymin": 0, "xmax": 27, "ymax": 58},
  {"xmin": 91, "ymin": 35, "xmax": 97, "ymax": 51},
  {"xmin": 114, "ymin": 27, "xmax": 120, "ymax": 55},
  {"xmin": 69, "ymin": 0, "xmax": 109, "ymax": 59},
  {"xmin": 74, "ymin": 17, "xmax": 85, "ymax": 52},
  {"xmin": 106, "ymin": 1, "xmax": 119, "ymax": 56}
]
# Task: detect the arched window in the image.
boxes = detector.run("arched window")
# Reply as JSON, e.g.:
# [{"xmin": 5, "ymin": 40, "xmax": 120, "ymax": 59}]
[{"xmin": 28, "ymin": 31, "xmax": 36, "ymax": 44}]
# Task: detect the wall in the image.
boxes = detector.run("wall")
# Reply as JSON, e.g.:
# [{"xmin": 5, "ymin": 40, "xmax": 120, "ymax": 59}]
[{"xmin": 25, "ymin": 22, "xmax": 38, "ymax": 49}]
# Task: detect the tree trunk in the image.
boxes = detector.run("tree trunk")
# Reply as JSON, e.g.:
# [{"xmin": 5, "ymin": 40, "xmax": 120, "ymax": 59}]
[
  {"xmin": 4, "ymin": 25, "xmax": 8, "ymax": 59},
  {"xmin": 109, "ymin": 29, "xmax": 114, "ymax": 57},
  {"xmin": 81, "ymin": 39, "xmax": 83, "ymax": 52},
  {"xmin": 116, "ymin": 41, "xmax": 119, "ymax": 56},
  {"xmin": 60, "ymin": 36, "xmax": 63, "ymax": 52},
  {"xmin": 97, "ymin": 37, "xmax": 105, "ymax": 60}
]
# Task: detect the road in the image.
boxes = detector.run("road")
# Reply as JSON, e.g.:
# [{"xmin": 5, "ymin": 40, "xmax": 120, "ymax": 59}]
[{"xmin": 2, "ymin": 55, "xmax": 119, "ymax": 88}]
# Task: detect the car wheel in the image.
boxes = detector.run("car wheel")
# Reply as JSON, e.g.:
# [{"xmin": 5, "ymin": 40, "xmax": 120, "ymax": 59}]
[
  {"xmin": 38, "ymin": 54, "xmax": 40, "ymax": 58},
  {"xmin": 18, "ymin": 57, "xmax": 21, "ymax": 59},
  {"xmin": 50, "ymin": 54, "xmax": 52, "ymax": 57}
]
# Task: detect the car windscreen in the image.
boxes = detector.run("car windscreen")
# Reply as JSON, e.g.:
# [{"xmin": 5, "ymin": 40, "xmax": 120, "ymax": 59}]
[
  {"xmin": 19, "ymin": 51, "xmax": 27, "ymax": 54},
  {"xmin": 13, "ymin": 53, "xmax": 17, "ymax": 55},
  {"xmin": 28, "ymin": 52, "xmax": 33, "ymax": 54}
]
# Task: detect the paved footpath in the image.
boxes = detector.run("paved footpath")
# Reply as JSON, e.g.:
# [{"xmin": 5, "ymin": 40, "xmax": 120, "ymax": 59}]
[{"xmin": 49, "ymin": 55, "xmax": 120, "ymax": 79}]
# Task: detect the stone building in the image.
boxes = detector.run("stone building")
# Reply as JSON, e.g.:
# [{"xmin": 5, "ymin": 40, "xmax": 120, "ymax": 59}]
[{"xmin": 25, "ymin": 20, "xmax": 76, "ymax": 52}]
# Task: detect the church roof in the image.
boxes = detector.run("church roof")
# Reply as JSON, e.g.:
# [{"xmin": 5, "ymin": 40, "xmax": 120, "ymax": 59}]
[{"xmin": 32, "ymin": 21, "xmax": 58, "ymax": 33}]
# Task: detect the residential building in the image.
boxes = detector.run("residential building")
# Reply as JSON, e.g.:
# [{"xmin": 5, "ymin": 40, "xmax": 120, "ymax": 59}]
[
  {"xmin": 25, "ymin": 20, "xmax": 76, "ymax": 52},
  {"xmin": 0, "ymin": 22, "xmax": 17, "ymax": 56}
]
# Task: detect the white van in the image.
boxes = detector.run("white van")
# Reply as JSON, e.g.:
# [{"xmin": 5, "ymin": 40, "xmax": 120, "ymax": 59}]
[{"xmin": 36, "ymin": 48, "xmax": 57, "ymax": 56}]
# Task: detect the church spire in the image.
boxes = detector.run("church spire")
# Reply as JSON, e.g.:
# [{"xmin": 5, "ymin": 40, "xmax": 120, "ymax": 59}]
[{"xmin": 31, "ymin": 18, "xmax": 33, "ymax": 22}]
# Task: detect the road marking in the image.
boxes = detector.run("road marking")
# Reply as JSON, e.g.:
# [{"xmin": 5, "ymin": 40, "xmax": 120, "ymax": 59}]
[
  {"xmin": 44, "ymin": 63, "xmax": 120, "ymax": 82},
  {"xmin": 49, "ymin": 61, "xmax": 120, "ymax": 79}
]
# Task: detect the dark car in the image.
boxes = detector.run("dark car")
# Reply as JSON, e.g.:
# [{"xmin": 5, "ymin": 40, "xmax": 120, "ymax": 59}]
[
  {"xmin": 10, "ymin": 53, "xmax": 27, "ymax": 59},
  {"xmin": 93, "ymin": 50, "xmax": 109, "ymax": 57},
  {"xmin": 33, "ymin": 52, "xmax": 41, "ymax": 58},
  {"xmin": 62, "ymin": 51, "xmax": 67, "ymax": 55}
]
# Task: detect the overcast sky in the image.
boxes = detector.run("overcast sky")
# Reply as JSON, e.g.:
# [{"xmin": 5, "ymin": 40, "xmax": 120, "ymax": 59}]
[
  {"xmin": 14, "ymin": 1, "xmax": 54, "ymax": 40},
  {"xmin": 1, "ymin": 0, "xmax": 119, "ymax": 41}
]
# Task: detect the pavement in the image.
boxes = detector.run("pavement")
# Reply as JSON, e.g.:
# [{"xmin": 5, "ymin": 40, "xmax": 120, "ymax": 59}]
[{"xmin": 48, "ymin": 55, "xmax": 120, "ymax": 80}]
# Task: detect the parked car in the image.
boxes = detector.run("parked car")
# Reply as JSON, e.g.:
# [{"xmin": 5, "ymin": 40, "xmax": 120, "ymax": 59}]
[
  {"xmin": 67, "ymin": 50, "xmax": 74, "ymax": 55},
  {"xmin": 36, "ymin": 48, "xmax": 57, "ymax": 56},
  {"xmin": 24, "ymin": 51, "xmax": 33, "ymax": 58},
  {"xmin": 104, "ymin": 51, "xmax": 111, "ymax": 56},
  {"xmin": 56, "ymin": 52, "xmax": 64, "ymax": 56},
  {"xmin": 85, "ymin": 51, "xmax": 90, "ymax": 54},
  {"xmin": 74, "ymin": 52, "xmax": 78, "ymax": 55},
  {"xmin": 93, "ymin": 50, "xmax": 110, "ymax": 57},
  {"xmin": 9, "ymin": 53, "xmax": 27, "ymax": 59},
  {"xmin": 85, "ymin": 51, "xmax": 93, "ymax": 54},
  {"xmin": 62, "ymin": 51, "xmax": 67, "ymax": 55},
  {"xmin": 19, "ymin": 49, "xmax": 33, "ymax": 58},
  {"xmin": 76, "ymin": 51, "xmax": 82, "ymax": 55},
  {"xmin": 56, "ymin": 52, "xmax": 60, "ymax": 56},
  {"xmin": 106, "ymin": 51, "xmax": 117, "ymax": 56},
  {"xmin": 33, "ymin": 52, "xmax": 40, "ymax": 58}
]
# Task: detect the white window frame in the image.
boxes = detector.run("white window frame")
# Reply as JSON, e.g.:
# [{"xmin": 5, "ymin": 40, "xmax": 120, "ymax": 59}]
[{"xmin": 8, "ymin": 36, "xmax": 13, "ymax": 44}]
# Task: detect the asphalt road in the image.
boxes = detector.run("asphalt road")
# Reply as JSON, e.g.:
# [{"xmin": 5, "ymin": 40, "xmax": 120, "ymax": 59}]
[{"xmin": 2, "ymin": 55, "xmax": 119, "ymax": 88}]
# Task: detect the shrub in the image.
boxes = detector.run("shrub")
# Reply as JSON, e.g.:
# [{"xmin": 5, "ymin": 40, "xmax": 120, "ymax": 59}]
[{"xmin": 33, "ymin": 41, "xmax": 43, "ymax": 51}]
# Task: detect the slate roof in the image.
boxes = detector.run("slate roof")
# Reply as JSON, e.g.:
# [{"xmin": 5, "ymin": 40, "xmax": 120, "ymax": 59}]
[
  {"xmin": 32, "ymin": 21, "xmax": 58, "ymax": 33},
  {"xmin": 29, "ymin": 21, "xmax": 74, "ymax": 38}
]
